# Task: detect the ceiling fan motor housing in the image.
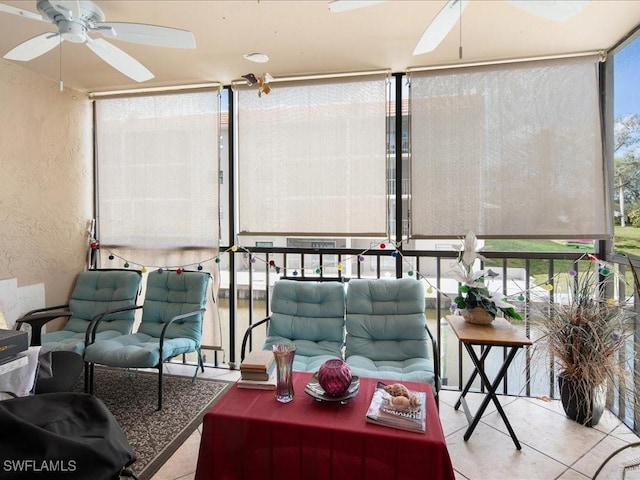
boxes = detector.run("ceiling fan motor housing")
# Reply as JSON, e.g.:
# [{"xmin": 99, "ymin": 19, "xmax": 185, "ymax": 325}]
[
  {"xmin": 57, "ymin": 19, "xmax": 87, "ymax": 42},
  {"xmin": 37, "ymin": 0, "xmax": 105, "ymax": 42}
]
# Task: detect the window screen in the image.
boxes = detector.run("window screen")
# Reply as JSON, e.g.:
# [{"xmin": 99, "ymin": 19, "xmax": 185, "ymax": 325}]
[
  {"xmin": 237, "ymin": 75, "xmax": 389, "ymax": 237},
  {"xmin": 96, "ymin": 91, "xmax": 220, "ymax": 249},
  {"xmin": 409, "ymin": 56, "xmax": 610, "ymax": 239}
]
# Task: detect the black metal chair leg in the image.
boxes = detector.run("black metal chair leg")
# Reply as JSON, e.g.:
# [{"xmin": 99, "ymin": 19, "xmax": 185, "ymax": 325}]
[{"xmin": 157, "ymin": 362, "xmax": 163, "ymax": 411}]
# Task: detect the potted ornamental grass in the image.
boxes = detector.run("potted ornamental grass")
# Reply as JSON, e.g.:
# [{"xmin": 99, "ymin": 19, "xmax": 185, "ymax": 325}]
[
  {"xmin": 449, "ymin": 231, "xmax": 522, "ymax": 324},
  {"xmin": 531, "ymin": 259, "xmax": 637, "ymax": 426}
]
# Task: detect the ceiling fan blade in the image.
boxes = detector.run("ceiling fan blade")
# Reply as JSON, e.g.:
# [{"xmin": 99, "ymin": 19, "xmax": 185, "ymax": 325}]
[
  {"xmin": 4, "ymin": 32, "xmax": 62, "ymax": 61},
  {"xmin": 413, "ymin": 0, "xmax": 469, "ymax": 56},
  {"xmin": 507, "ymin": 0, "xmax": 589, "ymax": 21},
  {"xmin": 328, "ymin": 0, "xmax": 387, "ymax": 13},
  {"xmin": 95, "ymin": 22, "xmax": 196, "ymax": 49},
  {"xmin": 85, "ymin": 37, "xmax": 154, "ymax": 82},
  {"xmin": 0, "ymin": 2, "xmax": 45, "ymax": 22}
]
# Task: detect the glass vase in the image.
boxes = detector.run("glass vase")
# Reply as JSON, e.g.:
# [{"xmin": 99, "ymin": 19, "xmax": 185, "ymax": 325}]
[{"xmin": 273, "ymin": 342, "xmax": 296, "ymax": 403}]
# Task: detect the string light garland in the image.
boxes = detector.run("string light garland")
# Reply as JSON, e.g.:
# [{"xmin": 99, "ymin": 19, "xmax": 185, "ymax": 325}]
[{"xmin": 91, "ymin": 238, "xmax": 631, "ymax": 309}]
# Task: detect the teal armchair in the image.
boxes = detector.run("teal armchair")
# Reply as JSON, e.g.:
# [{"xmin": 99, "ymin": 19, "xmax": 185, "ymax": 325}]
[
  {"xmin": 84, "ymin": 270, "xmax": 211, "ymax": 410},
  {"xmin": 14, "ymin": 269, "xmax": 142, "ymax": 354},
  {"xmin": 240, "ymin": 279, "xmax": 346, "ymax": 373},
  {"xmin": 345, "ymin": 278, "xmax": 440, "ymax": 398}
]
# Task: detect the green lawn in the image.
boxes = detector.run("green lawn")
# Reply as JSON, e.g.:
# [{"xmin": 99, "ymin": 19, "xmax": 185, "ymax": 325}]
[
  {"xmin": 614, "ymin": 226, "xmax": 640, "ymax": 257},
  {"xmin": 483, "ymin": 227, "xmax": 640, "ymax": 258},
  {"xmin": 479, "ymin": 228, "xmax": 640, "ymax": 278}
]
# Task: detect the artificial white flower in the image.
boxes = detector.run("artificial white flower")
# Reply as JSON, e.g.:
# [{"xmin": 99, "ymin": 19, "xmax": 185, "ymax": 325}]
[
  {"xmin": 461, "ymin": 231, "xmax": 479, "ymax": 267},
  {"xmin": 488, "ymin": 290, "xmax": 518, "ymax": 310}
]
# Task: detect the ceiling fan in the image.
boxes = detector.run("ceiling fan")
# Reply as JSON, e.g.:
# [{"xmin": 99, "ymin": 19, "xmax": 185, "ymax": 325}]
[
  {"xmin": 0, "ymin": 0, "xmax": 196, "ymax": 82},
  {"xmin": 329, "ymin": 0, "xmax": 590, "ymax": 56}
]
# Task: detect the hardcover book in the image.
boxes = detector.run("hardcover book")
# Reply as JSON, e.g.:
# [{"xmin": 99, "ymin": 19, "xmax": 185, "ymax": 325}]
[
  {"xmin": 241, "ymin": 361, "xmax": 276, "ymax": 381},
  {"xmin": 365, "ymin": 382, "xmax": 427, "ymax": 433},
  {"xmin": 240, "ymin": 349, "xmax": 275, "ymax": 373}
]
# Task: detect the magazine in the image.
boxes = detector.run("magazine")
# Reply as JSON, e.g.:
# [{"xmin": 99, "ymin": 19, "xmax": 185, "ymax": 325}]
[{"xmin": 365, "ymin": 382, "xmax": 427, "ymax": 433}]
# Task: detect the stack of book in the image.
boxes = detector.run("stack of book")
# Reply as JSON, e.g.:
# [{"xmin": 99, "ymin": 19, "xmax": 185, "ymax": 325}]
[{"xmin": 238, "ymin": 349, "xmax": 277, "ymax": 389}]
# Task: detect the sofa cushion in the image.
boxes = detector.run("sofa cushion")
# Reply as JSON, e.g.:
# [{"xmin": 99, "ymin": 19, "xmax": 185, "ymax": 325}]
[
  {"xmin": 345, "ymin": 278, "xmax": 433, "ymax": 385},
  {"xmin": 265, "ymin": 280, "xmax": 346, "ymax": 371}
]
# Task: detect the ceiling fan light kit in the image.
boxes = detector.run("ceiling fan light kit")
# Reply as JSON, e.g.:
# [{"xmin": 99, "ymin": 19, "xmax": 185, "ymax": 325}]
[
  {"xmin": 243, "ymin": 52, "xmax": 269, "ymax": 63},
  {"xmin": 0, "ymin": 0, "xmax": 196, "ymax": 83}
]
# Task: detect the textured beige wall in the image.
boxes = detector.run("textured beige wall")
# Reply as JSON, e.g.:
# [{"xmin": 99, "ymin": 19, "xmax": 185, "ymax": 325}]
[{"xmin": 0, "ymin": 59, "xmax": 93, "ymax": 314}]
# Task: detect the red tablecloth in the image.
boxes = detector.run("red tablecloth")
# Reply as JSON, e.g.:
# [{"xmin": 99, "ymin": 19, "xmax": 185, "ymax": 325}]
[{"xmin": 195, "ymin": 373, "xmax": 455, "ymax": 480}]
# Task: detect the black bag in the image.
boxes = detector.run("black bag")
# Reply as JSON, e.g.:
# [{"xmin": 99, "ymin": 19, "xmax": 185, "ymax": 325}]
[{"xmin": 0, "ymin": 392, "xmax": 136, "ymax": 480}]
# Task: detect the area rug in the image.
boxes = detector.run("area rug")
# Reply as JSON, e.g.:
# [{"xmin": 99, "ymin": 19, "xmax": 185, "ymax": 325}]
[{"xmin": 77, "ymin": 367, "xmax": 231, "ymax": 480}]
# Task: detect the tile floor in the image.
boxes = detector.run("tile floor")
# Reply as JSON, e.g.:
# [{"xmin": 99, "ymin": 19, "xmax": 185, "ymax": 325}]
[{"xmin": 150, "ymin": 364, "xmax": 640, "ymax": 480}]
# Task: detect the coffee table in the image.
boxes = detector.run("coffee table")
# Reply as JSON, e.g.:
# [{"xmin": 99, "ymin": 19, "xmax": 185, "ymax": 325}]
[{"xmin": 195, "ymin": 372, "xmax": 455, "ymax": 480}]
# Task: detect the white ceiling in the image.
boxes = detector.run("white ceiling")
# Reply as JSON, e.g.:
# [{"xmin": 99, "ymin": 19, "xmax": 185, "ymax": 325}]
[{"xmin": 0, "ymin": 0, "xmax": 639, "ymax": 94}]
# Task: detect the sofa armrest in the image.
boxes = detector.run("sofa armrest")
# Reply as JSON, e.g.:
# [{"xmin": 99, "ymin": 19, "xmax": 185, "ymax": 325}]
[{"xmin": 240, "ymin": 316, "xmax": 270, "ymax": 362}]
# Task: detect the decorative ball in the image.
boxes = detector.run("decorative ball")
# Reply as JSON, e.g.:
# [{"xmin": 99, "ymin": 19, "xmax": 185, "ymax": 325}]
[{"xmin": 317, "ymin": 359, "xmax": 352, "ymax": 396}]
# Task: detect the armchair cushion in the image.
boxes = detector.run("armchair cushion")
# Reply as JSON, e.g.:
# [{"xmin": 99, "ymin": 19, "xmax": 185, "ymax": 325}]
[
  {"xmin": 262, "ymin": 280, "xmax": 346, "ymax": 371},
  {"xmin": 84, "ymin": 332, "xmax": 198, "ymax": 368},
  {"xmin": 137, "ymin": 271, "xmax": 209, "ymax": 345},
  {"xmin": 345, "ymin": 278, "xmax": 435, "ymax": 385},
  {"xmin": 38, "ymin": 270, "xmax": 142, "ymax": 353},
  {"xmin": 39, "ymin": 330, "xmax": 125, "ymax": 355}
]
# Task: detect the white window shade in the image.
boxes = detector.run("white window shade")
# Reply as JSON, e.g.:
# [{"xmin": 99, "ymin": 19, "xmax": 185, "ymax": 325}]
[
  {"xmin": 409, "ymin": 56, "xmax": 611, "ymax": 239},
  {"xmin": 237, "ymin": 75, "xmax": 388, "ymax": 237},
  {"xmin": 96, "ymin": 91, "xmax": 220, "ymax": 249}
]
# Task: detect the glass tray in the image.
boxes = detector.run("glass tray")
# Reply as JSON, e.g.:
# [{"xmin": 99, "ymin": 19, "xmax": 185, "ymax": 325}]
[{"xmin": 304, "ymin": 373, "xmax": 360, "ymax": 404}]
